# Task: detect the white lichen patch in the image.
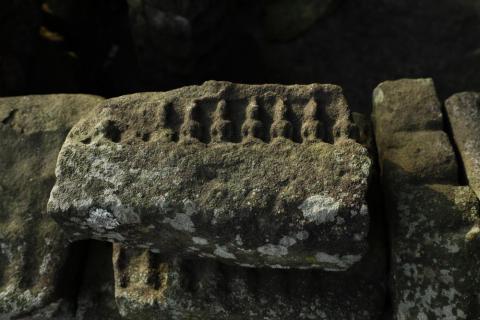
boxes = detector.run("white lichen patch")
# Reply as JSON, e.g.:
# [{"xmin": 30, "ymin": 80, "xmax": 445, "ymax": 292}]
[
  {"xmin": 192, "ymin": 237, "xmax": 208, "ymax": 245},
  {"xmin": 162, "ymin": 199, "xmax": 198, "ymax": 232},
  {"xmin": 90, "ymin": 156, "xmax": 126, "ymax": 186},
  {"xmin": 314, "ymin": 252, "xmax": 362, "ymax": 270},
  {"xmin": 235, "ymin": 234, "xmax": 243, "ymax": 246},
  {"xmin": 298, "ymin": 194, "xmax": 341, "ymax": 224},
  {"xmin": 87, "ymin": 208, "xmax": 120, "ymax": 230},
  {"xmin": 279, "ymin": 236, "xmax": 297, "ymax": 247},
  {"xmin": 102, "ymin": 189, "xmax": 140, "ymax": 225},
  {"xmin": 214, "ymin": 245, "xmax": 236, "ymax": 259},
  {"xmin": 163, "ymin": 213, "xmax": 195, "ymax": 232},
  {"xmin": 360, "ymin": 204, "xmax": 369, "ymax": 216},
  {"xmin": 257, "ymin": 244, "xmax": 288, "ymax": 257},
  {"xmin": 39, "ymin": 253, "xmax": 52, "ymax": 276},
  {"xmin": 182, "ymin": 199, "xmax": 197, "ymax": 215},
  {"xmin": 295, "ymin": 231, "xmax": 309, "ymax": 241}
]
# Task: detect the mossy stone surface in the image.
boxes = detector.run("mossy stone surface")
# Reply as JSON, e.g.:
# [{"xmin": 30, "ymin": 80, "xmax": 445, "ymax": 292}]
[
  {"xmin": 49, "ymin": 81, "xmax": 372, "ymax": 270},
  {"xmin": 0, "ymin": 94, "xmax": 103, "ymax": 317}
]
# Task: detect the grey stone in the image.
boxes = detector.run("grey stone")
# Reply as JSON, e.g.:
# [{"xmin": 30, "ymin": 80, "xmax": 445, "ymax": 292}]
[
  {"xmin": 381, "ymin": 130, "xmax": 458, "ymax": 185},
  {"xmin": 112, "ymin": 245, "xmax": 385, "ymax": 320},
  {"xmin": 373, "ymin": 78, "xmax": 480, "ymax": 319},
  {"xmin": 0, "ymin": 95, "xmax": 103, "ymax": 317},
  {"xmin": 388, "ymin": 184, "xmax": 480, "ymax": 320},
  {"xmin": 372, "ymin": 78, "xmax": 459, "ymax": 185},
  {"xmin": 48, "ymin": 81, "xmax": 372, "ymax": 270},
  {"xmin": 445, "ymin": 92, "xmax": 480, "ymax": 199},
  {"xmin": 372, "ymin": 78, "xmax": 444, "ymax": 149}
]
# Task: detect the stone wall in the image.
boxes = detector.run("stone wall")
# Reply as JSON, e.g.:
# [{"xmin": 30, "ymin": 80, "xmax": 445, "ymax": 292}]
[{"xmin": 0, "ymin": 79, "xmax": 479, "ymax": 319}]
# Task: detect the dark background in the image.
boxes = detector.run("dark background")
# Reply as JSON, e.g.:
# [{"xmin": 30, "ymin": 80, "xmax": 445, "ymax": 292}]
[{"xmin": 2, "ymin": 0, "xmax": 480, "ymax": 113}]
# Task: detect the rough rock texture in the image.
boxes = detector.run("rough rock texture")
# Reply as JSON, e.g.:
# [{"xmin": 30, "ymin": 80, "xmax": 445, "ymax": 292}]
[
  {"xmin": 373, "ymin": 78, "xmax": 480, "ymax": 319},
  {"xmin": 0, "ymin": 95, "xmax": 103, "ymax": 317},
  {"xmin": 388, "ymin": 184, "xmax": 480, "ymax": 320},
  {"xmin": 445, "ymin": 92, "xmax": 480, "ymax": 199},
  {"xmin": 48, "ymin": 81, "xmax": 372, "ymax": 270},
  {"xmin": 112, "ymin": 245, "xmax": 385, "ymax": 320},
  {"xmin": 373, "ymin": 78, "xmax": 459, "ymax": 185}
]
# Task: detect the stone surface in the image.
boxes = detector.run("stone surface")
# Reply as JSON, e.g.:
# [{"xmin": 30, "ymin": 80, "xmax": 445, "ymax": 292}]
[
  {"xmin": 372, "ymin": 78, "xmax": 459, "ymax": 185},
  {"xmin": 0, "ymin": 94, "xmax": 103, "ymax": 317},
  {"xmin": 48, "ymin": 81, "xmax": 372, "ymax": 270},
  {"xmin": 372, "ymin": 78, "xmax": 444, "ymax": 150},
  {"xmin": 380, "ymin": 130, "xmax": 458, "ymax": 185},
  {"xmin": 373, "ymin": 78, "xmax": 480, "ymax": 319},
  {"xmin": 388, "ymin": 184, "xmax": 480, "ymax": 320},
  {"xmin": 112, "ymin": 244, "xmax": 385, "ymax": 320},
  {"xmin": 445, "ymin": 92, "xmax": 480, "ymax": 199}
]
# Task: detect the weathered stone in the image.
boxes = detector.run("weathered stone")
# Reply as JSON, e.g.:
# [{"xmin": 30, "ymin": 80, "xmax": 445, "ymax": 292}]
[
  {"xmin": 388, "ymin": 184, "xmax": 480, "ymax": 320},
  {"xmin": 351, "ymin": 112, "xmax": 374, "ymax": 153},
  {"xmin": 381, "ymin": 131, "xmax": 458, "ymax": 185},
  {"xmin": 445, "ymin": 92, "xmax": 480, "ymax": 199},
  {"xmin": 74, "ymin": 241, "xmax": 122, "ymax": 320},
  {"xmin": 373, "ymin": 78, "xmax": 459, "ymax": 185},
  {"xmin": 372, "ymin": 78, "xmax": 444, "ymax": 149},
  {"xmin": 373, "ymin": 79, "xmax": 480, "ymax": 319},
  {"xmin": 49, "ymin": 81, "xmax": 372, "ymax": 270},
  {"xmin": 112, "ymin": 245, "xmax": 385, "ymax": 320},
  {"xmin": 0, "ymin": 94, "xmax": 103, "ymax": 317}
]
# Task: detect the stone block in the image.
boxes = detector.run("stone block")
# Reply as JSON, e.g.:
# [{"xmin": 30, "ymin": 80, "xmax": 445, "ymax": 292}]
[
  {"xmin": 48, "ymin": 81, "xmax": 372, "ymax": 270},
  {"xmin": 445, "ymin": 92, "xmax": 480, "ymax": 199},
  {"xmin": 0, "ymin": 94, "xmax": 102, "ymax": 317}
]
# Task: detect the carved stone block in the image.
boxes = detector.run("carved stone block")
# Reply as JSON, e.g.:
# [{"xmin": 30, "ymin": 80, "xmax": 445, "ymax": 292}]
[{"xmin": 49, "ymin": 81, "xmax": 372, "ymax": 270}]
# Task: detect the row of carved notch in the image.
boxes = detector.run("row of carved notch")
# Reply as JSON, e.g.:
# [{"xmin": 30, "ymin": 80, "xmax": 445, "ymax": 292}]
[{"xmin": 154, "ymin": 97, "xmax": 326, "ymax": 143}]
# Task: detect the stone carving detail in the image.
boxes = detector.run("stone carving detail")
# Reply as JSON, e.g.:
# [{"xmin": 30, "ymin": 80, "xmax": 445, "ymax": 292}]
[
  {"xmin": 301, "ymin": 98, "xmax": 324, "ymax": 141},
  {"xmin": 270, "ymin": 98, "xmax": 293, "ymax": 139},
  {"xmin": 48, "ymin": 81, "xmax": 370, "ymax": 270},
  {"xmin": 112, "ymin": 245, "xmax": 385, "ymax": 320},
  {"xmin": 241, "ymin": 97, "xmax": 265, "ymax": 141},
  {"xmin": 180, "ymin": 100, "xmax": 202, "ymax": 142},
  {"xmin": 210, "ymin": 99, "xmax": 232, "ymax": 142}
]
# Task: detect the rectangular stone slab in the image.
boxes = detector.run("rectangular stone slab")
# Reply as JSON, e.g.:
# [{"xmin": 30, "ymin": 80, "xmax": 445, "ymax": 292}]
[
  {"xmin": 48, "ymin": 81, "xmax": 372, "ymax": 270},
  {"xmin": 373, "ymin": 79, "xmax": 480, "ymax": 319},
  {"xmin": 0, "ymin": 94, "xmax": 103, "ymax": 317},
  {"xmin": 445, "ymin": 92, "xmax": 480, "ymax": 199},
  {"xmin": 387, "ymin": 184, "xmax": 480, "ymax": 320}
]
